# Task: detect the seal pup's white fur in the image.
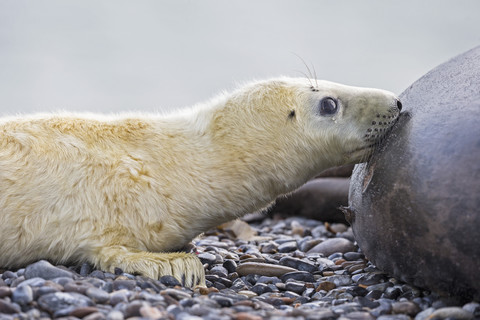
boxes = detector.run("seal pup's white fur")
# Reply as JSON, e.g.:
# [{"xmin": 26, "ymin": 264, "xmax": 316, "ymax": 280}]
[{"xmin": 0, "ymin": 77, "xmax": 400, "ymax": 287}]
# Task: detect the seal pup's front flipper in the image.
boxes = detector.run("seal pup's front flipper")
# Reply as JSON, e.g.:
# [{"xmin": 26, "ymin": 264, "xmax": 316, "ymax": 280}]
[{"xmin": 93, "ymin": 246, "xmax": 206, "ymax": 287}]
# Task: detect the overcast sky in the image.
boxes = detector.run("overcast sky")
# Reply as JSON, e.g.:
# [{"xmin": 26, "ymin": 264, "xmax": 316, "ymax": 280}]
[{"xmin": 0, "ymin": 0, "xmax": 479, "ymax": 115}]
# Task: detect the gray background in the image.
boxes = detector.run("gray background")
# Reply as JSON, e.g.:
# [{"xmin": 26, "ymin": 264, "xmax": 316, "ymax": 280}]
[{"xmin": 1, "ymin": 0, "xmax": 479, "ymax": 115}]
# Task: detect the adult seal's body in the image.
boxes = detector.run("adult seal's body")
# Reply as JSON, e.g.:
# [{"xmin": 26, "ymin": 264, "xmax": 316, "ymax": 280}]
[{"xmin": 0, "ymin": 77, "xmax": 401, "ymax": 287}]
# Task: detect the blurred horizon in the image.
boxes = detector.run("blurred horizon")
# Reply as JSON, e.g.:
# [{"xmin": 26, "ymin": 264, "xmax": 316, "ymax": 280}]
[{"xmin": 1, "ymin": 0, "xmax": 479, "ymax": 115}]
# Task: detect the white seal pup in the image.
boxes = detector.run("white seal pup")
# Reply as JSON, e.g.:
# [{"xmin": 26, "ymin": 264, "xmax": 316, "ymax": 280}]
[{"xmin": 0, "ymin": 77, "xmax": 401, "ymax": 287}]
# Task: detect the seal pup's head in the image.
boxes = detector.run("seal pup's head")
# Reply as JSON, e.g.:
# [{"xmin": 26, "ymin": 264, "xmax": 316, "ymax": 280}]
[{"xmin": 211, "ymin": 77, "xmax": 401, "ymax": 174}]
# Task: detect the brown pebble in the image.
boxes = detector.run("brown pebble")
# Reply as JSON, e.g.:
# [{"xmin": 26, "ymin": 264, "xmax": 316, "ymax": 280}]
[
  {"xmin": 235, "ymin": 312, "xmax": 263, "ymax": 320},
  {"xmin": 83, "ymin": 311, "xmax": 106, "ymax": 320},
  {"xmin": 69, "ymin": 306, "xmax": 99, "ymax": 318},
  {"xmin": 140, "ymin": 305, "xmax": 165, "ymax": 320},
  {"xmin": 0, "ymin": 287, "xmax": 11, "ymax": 298},
  {"xmin": 316, "ymin": 281, "xmax": 336, "ymax": 292},
  {"xmin": 197, "ymin": 286, "xmax": 219, "ymax": 295},
  {"xmin": 322, "ymin": 271, "xmax": 335, "ymax": 276},
  {"xmin": 335, "ymin": 259, "xmax": 346, "ymax": 265},
  {"xmin": 236, "ymin": 262, "xmax": 296, "ymax": 277}
]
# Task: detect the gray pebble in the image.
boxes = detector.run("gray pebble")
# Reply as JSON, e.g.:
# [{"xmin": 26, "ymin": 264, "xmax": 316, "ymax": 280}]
[
  {"xmin": 256, "ymin": 276, "xmax": 282, "ymax": 285},
  {"xmin": 12, "ymin": 284, "xmax": 33, "ymax": 305},
  {"xmin": 323, "ymin": 275, "xmax": 353, "ymax": 287},
  {"xmin": 222, "ymin": 260, "xmax": 237, "ymax": 273},
  {"xmin": 24, "ymin": 260, "xmax": 74, "ymax": 280},
  {"xmin": 285, "ymin": 280, "xmax": 306, "ymax": 294},
  {"xmin": 414, "ymin": 307, "xmax": 435, "ymax": 320},
  {"xmin": 279, "ymin": 256, "xmax": 317, "ymax": 273},
  {"xmin": 251, "ymin": 283, "xmax": 273, "ymax": 295},
  {"xmin": 428, "ymin": 307, "xmax": 474, "ymax": 320},
  {"xmin": 307, "ymin": 238, "xmax": 356, "ymax": 256},
  {"xmin": 86, "ymin": 286, "xmax": 110, "ymax": 304},
  {"xmin": 209, "ymin": 265, "xmax": 228, "ymax": 278},
  {"xmin": 38, "ymin": 291, "xmax": 93, "ymax": 314},
  {"xmin": 391, "ymin": 301, "xmax": 421, "ymax": 316},
  {"xmin": 281, "ymin": 271, "xmax": 315, "ymax": 283},
  {"xmin": 377, "ymin": 315, "xmax": 411, "ymax": 320},
  {"xmin": 198, "ymin": 252, "xmax": 217, "ymax": 265},
  {"xmin": 0, "ymin": 299, "xmax": 21, "ymax": 314},
  {"xmin": 109, "ymin": 290, "xmax": 129, "ymax": 306},
  {"xmin": 277, "ymin": 241, "xmax": 298, "ymax": 253},
  {"xmin": 112, "ymin": 279, "xmax": 136, "ymax": 291},
  {"xmin": 106, "ymin": 310, "xmax": 124, "ymax": 320},
  {"xmin": 17, "ymin": 277, "xmax": 45, "ymax": 288},
  {"xmin": 159, "ymin": 275, "xmax": 181, "ymax": 287}
]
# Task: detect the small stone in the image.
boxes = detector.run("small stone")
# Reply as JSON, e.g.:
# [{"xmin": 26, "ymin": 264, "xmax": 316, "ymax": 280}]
[
  {"xmin": 12, "ymin": 284, "xmax": 33, "ymax": 305},
  {"xmin": 84, "ymin": 312, "xmax": 107, "ymax": 320},
  {"xmin": 367, "ymin": 282, "xmax": 392, "ymax": 292},
  {"xmin": 237, "ymin": 262, "xmax": 297, "ymax": 277},
  {"xmin": 69, "ymin": 306, "xmax": 99, "ymax": 318},
  {"xmin": 109, "ymin": 290, "xmax": 128, "ymax": 306},
  {"xmin": 323, "ymin": 275, "xmax": 353, "ymax": 287},
  {"xmin": 316, "ymin": 281, "xmax": 336, "ymax": 292},
  {"xmin": 354, "ymin": 272, "xmax": 388, "ymax": 286},
  {"xmin": 197, "ymin": 252, "xmax": 217, "ymax": 265},
  {"xmin": 251, "ymin": 283, "xmax": 273, "ymax": 295},
  {"xmin": 89, "ymin": 270, "xmax": 106, "ymax": 279},
  {"xmin": 106, "ymin": 310, "xmax": 124, "ymax": 320},
  {"xmin": 392, "ymin": 301, "xmax": 421, "ymax": 316},
  {"xmin": 24, "ymin": 260, "xmax": 74, "ymax": 280},
  {"xmin": 278, "ymin": 256, "xmax": 317, "ymax": 273},
  {"xmin": 281, "ymin": 271, "xmax": 315, "ymax": 283},
  {"xmin": 238, "ymin": 290, "xmax": 258, "ymax": 298},
  {"xmin": 124, "ymin": 300, "xmax": 146, "ymax": 318},
  {"xmin": 307, "ymin": 238, "xmax": 356, "ymax": 256},
  {"xmin": 0, "ymin": 299, "xmax": 21, "ymax": 314},
  {"xmin": 140, "ymin": 304, "xmax": 165, "ymax": 319},
  {"xmin": 344, "ymin": 311, "xmax": 375, "ymax": 320},
  {"xmin": 277, "ymin": 241, "xmax": 298, "ymax": 253},
  {"xmin": 285, "ymin": 280, "xmax": 306, "ymax": 294},
  {"xmin": 162, "ymin": 288, "xmax": 192, "ymax": 300},
  {"xmin": 86, "ymin": 287, "xmax": 110, "ymax": 304},
  {"xmin": 376, "ymin": 315, "xmax": 412, "ymax": 320},
  {"xmin": 38, "ymin": 292, "xmax": 94, "ymax": 314},
  {"xmin": 428, "ymin": 307, "xmax": 474, "ymax": 320},
  {"xmin": 0, "ymin": 287, "xmax": 11, "ymax": 298},
  {"xmin": 259, "ymin": 241, "xmax": 278, "ymax": 253},
  {"xmin": 79, "ymin": 263, "xmax": 92, "ymax": 276},
  {"xmin": 1, "ymin": 271, "xmax": 17, "ymax": 280},
  {"xmin": 210, "ymin": 265, "xmax": 228, "ymax": 278},
  {"xmin": 112, "ymin": 279, "xmax": 136, "ymax": 291},
  {"xmin": 256, "ymin": 276, "xmax": 281, "ymax": 285},
  {"xmin": 234, "ymin": 312, "xmax": 263, "ymax": 320},
  {"xmin": 344, "ymin": 252, "xmax": 365, "ymax": 261},
  {"xmin": 463, "ymin": 302, "xmax": 480, "ymax": 316},
  {"xmin": 159, "ymin": 275, "xmax": 181, "ymax": 287},
  {"xmin": 64, "ymin": 281, "xmax": 92, "ymax": 294},
  {"xmin": 223, "ymin": 260, "xmax": 237, "ymax": 273},
  {"xmin": 414, "ymin": 307, "xmax": 435, "ymax": 320}
]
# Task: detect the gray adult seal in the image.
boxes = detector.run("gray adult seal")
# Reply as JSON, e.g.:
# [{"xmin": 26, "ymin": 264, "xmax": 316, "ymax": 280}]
[{"xmin": 347, "ymin": 46, "xmax": 480, "ymax": 299}]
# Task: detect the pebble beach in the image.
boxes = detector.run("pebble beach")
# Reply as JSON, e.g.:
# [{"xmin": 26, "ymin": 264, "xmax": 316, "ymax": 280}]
[{"xmin": 1, "ymin": 215, "xmax": 478, "ymax": 320}]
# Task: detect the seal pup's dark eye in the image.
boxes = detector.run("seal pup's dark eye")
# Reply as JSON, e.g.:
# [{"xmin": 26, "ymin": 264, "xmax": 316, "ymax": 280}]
[{"xmin": 319, "ymin": 97, "xmax": 338, "ymax": 116}]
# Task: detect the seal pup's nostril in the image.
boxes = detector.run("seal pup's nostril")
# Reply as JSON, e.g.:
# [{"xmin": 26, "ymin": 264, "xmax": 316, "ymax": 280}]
[{"xmin": 396, "ymin": 99, "xmax": 403, "ymax": 111}]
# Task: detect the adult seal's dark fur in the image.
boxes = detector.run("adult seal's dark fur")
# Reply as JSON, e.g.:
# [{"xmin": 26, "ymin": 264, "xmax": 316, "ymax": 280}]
[{"xmin": 347, "ymin": 46, "xmax": 480, "ymax": 299}]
